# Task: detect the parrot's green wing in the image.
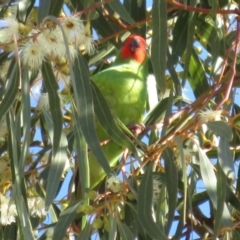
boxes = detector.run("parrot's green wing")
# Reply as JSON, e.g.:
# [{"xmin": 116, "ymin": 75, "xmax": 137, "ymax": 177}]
[{"xmin": 88, "ymin": 60, "xmax": 148, "ymax": 188}]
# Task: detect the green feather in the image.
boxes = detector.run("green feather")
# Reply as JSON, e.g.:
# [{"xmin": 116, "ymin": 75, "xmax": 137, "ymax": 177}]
[{"xmin": 87, "ymin": 56, "xmax": 148, "ymax": 188}]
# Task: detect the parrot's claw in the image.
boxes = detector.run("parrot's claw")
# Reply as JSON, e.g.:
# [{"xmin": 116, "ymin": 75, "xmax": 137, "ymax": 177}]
[{"xmin": 128, "ymin": 123, "xmax": 145, "ymax": 136}]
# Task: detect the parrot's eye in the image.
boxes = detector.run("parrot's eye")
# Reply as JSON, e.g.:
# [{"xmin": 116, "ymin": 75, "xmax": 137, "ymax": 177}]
[{"xmin": 130, "ymin": 38, "xmax": 141, "ymax": 49}]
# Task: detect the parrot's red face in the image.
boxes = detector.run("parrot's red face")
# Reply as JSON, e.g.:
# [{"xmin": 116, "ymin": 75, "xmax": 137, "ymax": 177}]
[{"xmin": 121, "ymin": 35, "xmax": 147, "ymax": 64}]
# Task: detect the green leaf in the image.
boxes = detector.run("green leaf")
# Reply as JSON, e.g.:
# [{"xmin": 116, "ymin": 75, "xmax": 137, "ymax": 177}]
[
  {"xmin": 49, "ymin": 0, "xmax": 64, "ymax": 17},
  {"xmin": 118, "ymin": 221, "xmax": 135, "ymax": 240},
  {"xmin": 124, "ymin": 203, "xmax": 139, "ymax": 238},
  {"xmin": 89, "ymin": 44, "xmax": 116, "ymax": 66},
  {"xmin": 137, "ymin": 163, "xmax": 168, "ymax": 239},
  {"xmin": 218, "ymin": 137, "xmax": 234, "ymax": 179},
  {"xmin": 207, "ymin": 121, "xmax": 233, "ymax": 141},
  {"xmin": 151, "ymin": 0, "xmax": 167, "ymax": 92},
  {"xmin": 144, "ymin": 96, "xmax": 181, "ymax": 125},
  {"xmin": 167, "ymin": 53, "xmax": 182, "ymax": 96},
  {"xmin": 208, "ymin": 0, "xmax": 218, "ymax": 15},
  {"xmin": 3, "ymin": 225, "xmax": 17, "ymax": 240},
  {"xmin": 78, "ymin": 223, "xmax": 92, "ymax": 240},
  {"xmin": 53, "ymin": 201, "xmax": 83, "ymax": 240},
  {"xmin": 196, "ymin": 16, "xmax": 220, "ymax": 73},
  {"xmin": 161, "ymin": 88, "xmax": 173, "ymax": 137},
  {"xmin": 109, "ymin": 213, "xmax": 117, "ymax": 240},
  {"xmin": 171, "ymin": 11, "xmax": 189, "ymax": 64},
  {"xmin": 19, "ymin": 70, "xmax": 31, "ymax": 174},
  {"xmin": 7, "ymin": 111, "xmax": 35, "ymax": 240},
  {"xmin": 42, "ymin": 61, "xmax": 62, "ymax": 156},
  {"xmin": 123, "ymin": 0, "xmax": 146, "ymax": 36},
  {"xmin": 44, "ymin": 112, "xmax": 68, "ymax": 208},
  {"xmin": 174, "ymin": 137, "xmax": 188, "ymax": 225},
  {"xmin": 17, "ymin": 0, "xmax": 33, "ymax": 22},
  {"xmin": 163, "ymin": 148, "xmax": 178, "ymax": 234},
  {"xmin": 109, "ymin": 0, "xmax": 135, "ymax": 25},
  {"xmin": 213, "ymin": 164, "xmax": 231, "ymax": 238},
  {"xmin": 91, "ymin": 80, "xmax": 137, "ymax": 155},
  {"xmin": 198, "ymin": 147, "xmax": 218, "ymax": 209},
  {"xmin": 91, "ymin": 10, "xmax": 121, "ymax": 38},
  {"xmin": 72, "ymin": 53, "xmax": 111, "ymax": 175},
  {"xmin": 72, "ymin": 106, "xmax": 89, "ymax": 198},
  {"xmin": 38, "ymin": 0, "xmax": 51, "ymax": 24},
  {"xmin": 187, "ymin": 49, "xmax": 209, "ymax": 97},
  {"xmin": 0, "ymin": 59, "xmax": 19, "ymax": 122},
  {"xmin": 183, "ymin": 0, "xmax": 197, "ymax": 86}
]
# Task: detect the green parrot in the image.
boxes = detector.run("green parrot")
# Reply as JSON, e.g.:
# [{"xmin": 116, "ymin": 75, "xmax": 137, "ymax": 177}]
[{"xmin": 87, "ymin": 34, "xmax": 148, "ymax": 189}]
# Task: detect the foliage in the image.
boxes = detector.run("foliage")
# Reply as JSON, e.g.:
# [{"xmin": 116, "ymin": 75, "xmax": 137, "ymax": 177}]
[{"xmin": 0, "ymin": 0, "xmax": 240, "ymax": 239}]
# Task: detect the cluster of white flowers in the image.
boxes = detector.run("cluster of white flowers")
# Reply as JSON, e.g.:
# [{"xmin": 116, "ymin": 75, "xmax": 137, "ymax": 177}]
[
  {"xmin": 36, "ymin": 92, "xmax": 65, "ymax": 113},
  {"xmin": 27, "ymin": 197, "xmax": 47, "ymax": 217},
  {"xmin": 198, "ymin": 109, "xmax": 223, "ymax": 123},
  {"xmin": 36, "ymin": 93, "xmax": 50, "ymax": 112},
  {"xmin": 0, "ymin": 18, "xmax": 20, "ymax": 43},
  {"xmin": 0, "ymin": 195, "xmax": 17, "ymax": 225},
  {"xmin": 176, "ymin": 149, "xmax": 192, "ymax": 166},
  {"xmin": 0, "ymin": 16, "xmax": 95, "ymax": 71},
  {"xmin": 106, "ymin": 175, "xmax": 124, "ymax": 193},
  {"xmin": 0, "ymin": 195, "xmax": 47, "ymax": 225}
]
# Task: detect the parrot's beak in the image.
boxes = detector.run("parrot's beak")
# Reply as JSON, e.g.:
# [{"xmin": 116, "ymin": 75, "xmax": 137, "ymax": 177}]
[{"xmin": 130, "ymin": 38, "xmax": 140, "ymax": 53}]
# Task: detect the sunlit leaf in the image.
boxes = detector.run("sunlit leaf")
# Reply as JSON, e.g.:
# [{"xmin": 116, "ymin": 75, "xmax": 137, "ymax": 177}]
[
  {"xmin": 207, "ymin": 121, "xmax": 233, "ymax": 141},
  {"xmin": 44, "ymin": 112, "xmax": 68, "ymax": 208},
  {"xmin": 109, "ymin": 0, "xmax": 135, "ymax": 24},
  {"xmin": 38, "ymin": 0, "xmax": 51, "ymax": 23},
  {"xmin": 171, "ymin": 11, "xmax": 189, "ymax": 64},
  {"xmin": 198, "ymin": 147, "xmax": 218, "ymax": 209},
  {"xmin": 72, "ymin": 53, "xmax": 111, "ymax": 175},
  {"xmin": 187, "ymin": 49, "xmax": 209, "ymax": 97},
  {"xmin": 78, "ymin": 223, "xmax": 92, "ymax": 240},
  {"xmin": 137, "ymin": 163, "xmax": 168, "ymax": 239},
  {"xmin": 213, "ymin": 164, "xmax": 232, "ymax": 238},
  {"xmin": 151, "ymin": 0, "xmax": 167, "ymax": 92},
  {"xmin": 118, "ymin": 221, "xmax": 135, "ymax": 239},
  {"xmin": 218, "ymin": 137, "xmax": 234, "ymax": 179},
  {"xmin": 163, "ymin": 148, "xmax": 178, "ymax": 234},
  {"xmin": 53, "ymin": 201, "xmax": 83, "ymax": 240}
]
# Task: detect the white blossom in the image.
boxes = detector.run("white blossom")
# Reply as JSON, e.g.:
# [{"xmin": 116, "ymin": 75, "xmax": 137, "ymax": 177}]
[
  {"xmin": 28, "ymin": 197, "xmax": 47, "ymax": 217},
  {"xmin": 176, "ymin": 149, "xmax": 192, "ymax": 166},
  {"xmin": 21, "ymin": 40, "xmax": 45, "ymax": 70},
  {"xmin": 79, "ymin": 34, "xmax": 95, "ymax": 55},
  {"xmin": 0, "ymin": 18, "xmax": 19, "ymax": 43},
  {"xmin": 61, "ymin": 16, "xmax": 84, "ymax": 44},
  {"xmin": 37, "ymin": 29, "xmax": 63, "ymax": 57},
  {"xmin": 106, "ymin": 176, "xmax": 124, "ymax": 193},
  {"xmin": 0, "ymin": 195, "xmax": 17, "ymax": 225},
  {"xmin": 36, "ymin": 93, "xmax": 50, "ymax": 112},
  {"xmin": 198, "ymin": 109, "xmax": 223, "ymax": 123},
  {"xmin": 56, "ymin": 43, "xmax": 77, "ymax": 61},
  {"xmin": 36, "ymin": 92, "xmax": 63, "ymax": 112}
]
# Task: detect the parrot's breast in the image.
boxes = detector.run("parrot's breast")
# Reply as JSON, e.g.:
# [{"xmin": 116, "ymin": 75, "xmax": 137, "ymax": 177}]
[
  {"xmin": 88, "ymin": 58, "xmax": 148, "ymax": 188},
  {"xmin": 92, "ymin": 63, "xmax": 147, "ymax": 126}
]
